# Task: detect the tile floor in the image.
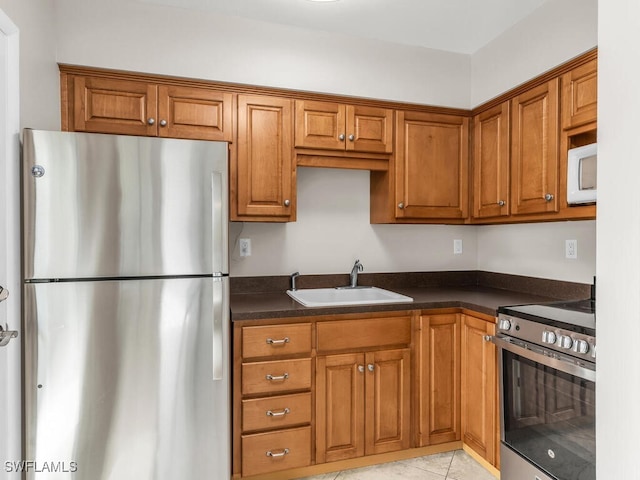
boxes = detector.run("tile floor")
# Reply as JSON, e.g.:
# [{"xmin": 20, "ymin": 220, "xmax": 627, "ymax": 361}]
[{"xmin": 299, "ymin": 450, "xmax": 497, "ymax": 480}]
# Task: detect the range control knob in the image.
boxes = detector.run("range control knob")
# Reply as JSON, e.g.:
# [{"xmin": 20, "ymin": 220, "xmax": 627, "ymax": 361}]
[
  {"xmin": 498, "ymin": 318, "xmax": 512, "ymax": 331},
  {"xmin": 542, "ymin": 330, "xmax": 557, "ymax": 345},
  {"xmin": 559, "ymin": 335, "xmax": 573, "ymax": 349},
  {"xmin": 572, "ymin": 339, "xmax": 590, "ymax": 355}
]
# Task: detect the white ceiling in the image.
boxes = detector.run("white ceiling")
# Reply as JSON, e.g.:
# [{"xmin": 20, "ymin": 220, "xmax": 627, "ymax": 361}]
[{"xmin": 136, "ymin": 0, "xmax": 550, "ymax": 54}]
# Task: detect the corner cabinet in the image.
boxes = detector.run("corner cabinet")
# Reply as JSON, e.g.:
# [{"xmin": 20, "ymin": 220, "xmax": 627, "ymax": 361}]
[
  {"xmin": 62, "ymin": 74, "xmax": 233, "ymax": 141},
  {"xmin": 461, "ymin": 313, "xmax": 498, "ymax": 468},
  {"xmin": 234, "ymin": 94, "xmax": 296, "ymax": 222},
  {"xmin": 393, "ymin": 111, "xmax": 469, "ymax": 221}
]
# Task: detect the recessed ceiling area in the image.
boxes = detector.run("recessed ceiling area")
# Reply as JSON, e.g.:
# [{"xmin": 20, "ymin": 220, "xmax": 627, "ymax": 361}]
[{"xmin": 135, "ymin": 0, "xmax": 550, "ymax": 54}]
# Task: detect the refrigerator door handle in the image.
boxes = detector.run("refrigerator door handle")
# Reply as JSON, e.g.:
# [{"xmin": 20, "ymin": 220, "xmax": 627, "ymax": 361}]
[
  {"xmin": 212, "ymin": 277, "xmax": 224, "ymax": 380},
  {"xmin": 211, "ymin": 172, "xmax": 223, "ymax": 274}
]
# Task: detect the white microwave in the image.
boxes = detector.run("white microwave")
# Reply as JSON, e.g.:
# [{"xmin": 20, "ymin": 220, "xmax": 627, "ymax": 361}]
[{"xmin": 567, "ymin": 143, "xmax": 597, "ymax": 205}]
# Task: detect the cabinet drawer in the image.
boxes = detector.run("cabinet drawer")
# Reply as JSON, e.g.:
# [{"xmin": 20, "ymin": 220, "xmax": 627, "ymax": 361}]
[
  {"xmin": 242, "ymin": 426, "xmax": 311, "ymax": 476},
  {"xmin": 316, "ymin": 316, "xmax": 411, "ymax": 352},
  {"xmin": 242, "ymin": 323, "xmax": 312, "ymax": 358},
  {"xmin": 242, "ymin": 358, "xmax": 312, "ymax": 395},
  {"xmin": 242, "ymin": 392, "xmax": 312, "ymax": 432}
]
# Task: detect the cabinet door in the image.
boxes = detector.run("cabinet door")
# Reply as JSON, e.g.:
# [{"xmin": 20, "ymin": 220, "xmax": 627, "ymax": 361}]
[
  {"xmin": 236, "ymin": 95, "xmax": 295, "ymax": 219},
  {"xmin": 510, "ymin": 79, "xmax": 559, "ymax": 215},
  {"xmin": 417, "ymin": 314, "xmax": 460, "ymax": 446},
  {"xmin": 395, "ymin": 111, "xmax": 469, "ymax": 219},
  {"xmin": 295, "ymin": 100, "xmax": 346, "ymax": 150},
  {"xmin": 461, "ymin": 314, "xmax": 497, "ymax": 465},
  {"xmin": 562, "ymin": 58, "xmax": 597, "ymax": 130},
  {"xmin": 73, "ymin": 76, "xmax": 157, "ymax": 136},
  {"xmin": 472, "ymin": 102, "xmax": 510, "ymax": 219},
  {"xmin": 157, "ymin": 85, "xmax": 232, "ymax": 141},
  {"xmin": 365, "ymin": 349, "xmax": 411, "ymax": 455},
  {"xmin": 346, "ymin": 105, "xmax": 393, "ymax": 153},
  {"xmin": 316, "ymin": 353, "xmax": 365, "ymax": 463}
]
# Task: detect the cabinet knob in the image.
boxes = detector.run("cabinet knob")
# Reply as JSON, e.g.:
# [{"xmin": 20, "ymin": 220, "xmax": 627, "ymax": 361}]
[
  {"xmin": 284, "ymin": 199, "xmax": 291, "ymax": 207},
  {"xmin": 358, "ymin": 365, "xmax": 365, "ymax": 373},
  {"xmin": 159, "ymin": 119, "xmax": 167, "ymax": 127},
  {"xmin": 147, "ymin": 118, "xmax": 155, "ymax": 125},
  {"xmin": 338, "ymin": 134, "xmax": 345, "ymax": 141},
  {"xmin": 348, "ymin": 134, "xmax": 355, "ymax": 141},
  {"xmin": 398, "ymin": 202, "xmax": 404, "ymax": 209},
  {"xmin": 367, "ymin": 364, "xmax": 374, "ymax": 372},
  {"xmin": 544, "ymin": 193, "xmax": 554, "ymax": 202},
  {"xmin": 498, "ymin": 200, "xmax": 506, "ymax": 206}
]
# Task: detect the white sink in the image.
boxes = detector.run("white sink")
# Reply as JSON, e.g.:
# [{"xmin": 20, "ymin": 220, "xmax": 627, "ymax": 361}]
[{"xmin": 286, "ymin": 286, "xmax": 413, "ymax": 307}]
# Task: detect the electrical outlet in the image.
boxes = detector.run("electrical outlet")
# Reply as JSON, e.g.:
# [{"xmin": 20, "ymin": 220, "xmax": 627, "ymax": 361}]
[
  {"xmin": 566, "ymin": 239, "xmax": 577, "ymax": 259},
  {"xmin": 239, "ymin": 238, "xmax": 252, "ymax": 257},
  {"xmin": 453, "ymin": 239, "xmax": 463, "ymax": 255}
]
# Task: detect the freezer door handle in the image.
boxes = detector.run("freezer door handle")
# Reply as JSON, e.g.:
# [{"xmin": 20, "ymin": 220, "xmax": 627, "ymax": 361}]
[
  {"xmin": 212, "ymin": 277, "xmax": 224, "ymax": 380},
  {"xmin": 211, "ymin": 172, "xmax": 224, "ymax": 275}
]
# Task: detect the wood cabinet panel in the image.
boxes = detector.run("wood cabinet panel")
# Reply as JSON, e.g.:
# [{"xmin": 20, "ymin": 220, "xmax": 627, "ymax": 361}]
[
  {"xmin": 242, "ymin": 358, "xmax": 311, "ymax": 396},
  {"xmin": 157, "ymin": 85, "xmax": 232, "ymax": 141},
  {"xmin": 73, "ymin": 76, "xmax": 157, "ymax": 136},
  {"xmin": 472, "ymin": 102, "xmax": 510, "ymax": 219},
  {"xmin": 461, "ymin": 314, "xmax": 497, "ymax": 465},
  {"xmin": 295, "ymin": 100, "xmax": 393, "ymax": 153},
  {"xmin": 365, "ymin": 348, "xmax": 411, "ymax": 455},
  {"xmin": 242, "ymin": 392, "xmax": 312, "ymax": 432},
  {"xmin": 316, "ymin": 316, "xmax": 411, "ymax": 353},
  {"xmin": 510, "ymin": 79, "xmax": 559, "ymax": 216},
  {"xmin": 562, "ymin": 58, "xmax": 597, "ymax": 130},
  {"xmin": 417, "ymin": 314, "xmax": 461, "ymax": 446},
  {"xmin": 316, "ymin": 353, "xmax": 365, "ymax": 463},
  {"xmin": 242, "ymin": 323, "xmax": 312, "ymax": 359},
  {"xmin": 236, "ymin": 94, "xmax": 295, "ymax": 220},
  {"xmin": 395, "ymin": 111, "xmax": 469, "ymax": 220},
  {"xmin": 241, "ymin": 426, "xmax": 311, "ymax": 476}
]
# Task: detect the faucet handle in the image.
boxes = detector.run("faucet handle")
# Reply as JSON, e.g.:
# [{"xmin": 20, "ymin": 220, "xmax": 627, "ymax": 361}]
[{"xmin": 354, "ymin": 260, "xmax": 363, "ymax": 272}]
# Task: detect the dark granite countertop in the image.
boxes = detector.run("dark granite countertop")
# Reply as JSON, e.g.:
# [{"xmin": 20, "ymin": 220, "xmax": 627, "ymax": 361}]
[{"xmin": 230, "ymin": 271, "xmax": 592, "ymax": 321}]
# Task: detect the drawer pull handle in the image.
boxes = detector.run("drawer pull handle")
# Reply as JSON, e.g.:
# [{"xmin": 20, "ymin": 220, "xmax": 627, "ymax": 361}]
[
  {"xmin": 266, "ymin": 337, "xmax": 290, "ymax": 345},
  {"xmin": 266, "ymin": 373, "xmax": 289, "ymax": 381},
  {"xmin": 266, "ymin": 408, "xmax": 291, "ymax": 417},
  {"xmin": 266, "ymin": 448, "xmax": 290, "ymax": 458}
]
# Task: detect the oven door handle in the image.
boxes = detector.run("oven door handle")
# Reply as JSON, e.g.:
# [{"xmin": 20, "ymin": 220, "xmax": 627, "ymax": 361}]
[{"xmin": 490, "ymin": 335, "xmax": 596, "ymax": 382}]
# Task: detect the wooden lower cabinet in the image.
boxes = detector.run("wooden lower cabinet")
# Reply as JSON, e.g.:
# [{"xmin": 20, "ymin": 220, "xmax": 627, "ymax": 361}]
[
  {"xmin": 316, "ymin": 348, "xmax": 411, "ymax": 463},
  {"xmin": 461, "ymin": 313, "xmax": 498, "ymax": 467},
  {"xmin": 416, "ymin": 313, "xmax": 461, "ymax": 446}
]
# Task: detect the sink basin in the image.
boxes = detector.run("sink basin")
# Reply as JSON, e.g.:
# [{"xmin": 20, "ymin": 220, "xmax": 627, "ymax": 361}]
[{"xmin": 286, "ymin": 286, "xmax": 413, "ymax": 307}]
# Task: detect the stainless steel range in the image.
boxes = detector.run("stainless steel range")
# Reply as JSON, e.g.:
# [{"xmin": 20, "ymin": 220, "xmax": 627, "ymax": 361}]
[{"xmin": 493, "ymin": 298, "xmax": 595, "ymax": 480}]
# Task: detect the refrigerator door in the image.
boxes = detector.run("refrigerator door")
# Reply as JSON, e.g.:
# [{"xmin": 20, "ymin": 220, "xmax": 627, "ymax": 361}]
[
  {"xmin": 22, "ymin": 129, "xmax": 229, "ymax": 279},
  {"xmin": 23, "ymin": 277, "xmax": 230, "ymax": 480}
]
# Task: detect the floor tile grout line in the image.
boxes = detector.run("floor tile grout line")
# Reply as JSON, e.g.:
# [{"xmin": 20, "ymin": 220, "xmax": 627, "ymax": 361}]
[{"xmin": 444, "ymin": 449, "xmax": 455, "ymax": 479}]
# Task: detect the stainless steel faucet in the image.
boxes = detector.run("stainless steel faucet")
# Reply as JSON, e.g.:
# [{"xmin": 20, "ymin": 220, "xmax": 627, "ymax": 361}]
[
  {"xmin": 290, "ymin": 272, "xmax": 300, "ymax": 291},
  {"xmin": 349, "ymin": 260, "xmax": 363, "ymax": 288}
]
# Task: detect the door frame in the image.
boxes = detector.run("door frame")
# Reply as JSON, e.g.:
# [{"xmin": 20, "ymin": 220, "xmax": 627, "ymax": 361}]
[{"xmin": 0, "ymin": 7, "xmax": 21, "ymax": 478}]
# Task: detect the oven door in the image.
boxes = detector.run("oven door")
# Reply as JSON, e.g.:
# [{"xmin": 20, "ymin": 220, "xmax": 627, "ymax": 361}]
[{"xmin": 493, "ymin": 336, "xmax": 595, "ymax": 480}]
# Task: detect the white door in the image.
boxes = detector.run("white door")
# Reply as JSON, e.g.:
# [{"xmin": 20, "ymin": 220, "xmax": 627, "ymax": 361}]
[{"xmin": 0, "ymin": 8, "xmax": 21, "ymax": 479}]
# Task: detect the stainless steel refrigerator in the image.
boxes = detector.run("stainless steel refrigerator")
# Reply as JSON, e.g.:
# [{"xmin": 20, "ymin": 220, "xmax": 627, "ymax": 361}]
[{"xmin": 21, "ymin": 129, "xmax": 230, "ymax": 479}]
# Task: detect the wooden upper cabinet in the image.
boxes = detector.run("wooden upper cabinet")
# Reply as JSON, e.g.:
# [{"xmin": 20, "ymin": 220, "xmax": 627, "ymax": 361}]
[
  {"xmin": 472, "ymin": 102, "xmax": 510, "ymax": 219},
  {"xmin": 295, "ymin": 100, "xmax": 393, "ymax": 154},
  {"xmin": 510, "ymin": 79, "xmax": 560, "ymax": 216},
  {"xmin": 70, "ymin": 75, "xmax": 232, "ymax": 141},
  {"xmin": 395, "ymin": 111, "xmax": 469, "ymax": 220},
  {"xmin": 235, "ymin": 94, "xmax": 295, "ymax": 221},
  {"xmin": 73, "ymin": 76, "xmax": 158, "ymax": 136},
  {"xmin": 157, "ymin": 85, "xmax": 232, "ymax": 141},
  {"xmin": 562, "ymin": 58, "xmax": 597, "ymax": 130}
]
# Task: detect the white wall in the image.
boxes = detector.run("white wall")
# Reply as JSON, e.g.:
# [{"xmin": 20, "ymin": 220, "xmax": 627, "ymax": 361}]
[
  {"xmin": 0, "ymin": 0, "xmax": 59, "ymax": 130},
  {"xmin": 230, "ymin": 168, "xmax": 478, "ymax": 276},
  {"xmin": 471, "ymin": 0, "xmax": 598, "ymax": 107},
  {"xmin": 597, "ymin": 1, "xmax": 640, "ymax": 478}
]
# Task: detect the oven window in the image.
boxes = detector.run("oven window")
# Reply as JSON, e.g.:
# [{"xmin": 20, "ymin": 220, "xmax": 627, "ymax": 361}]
[{"xmin": 502, "ymin": 350, "xmax": 595, "ymax": 480}]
